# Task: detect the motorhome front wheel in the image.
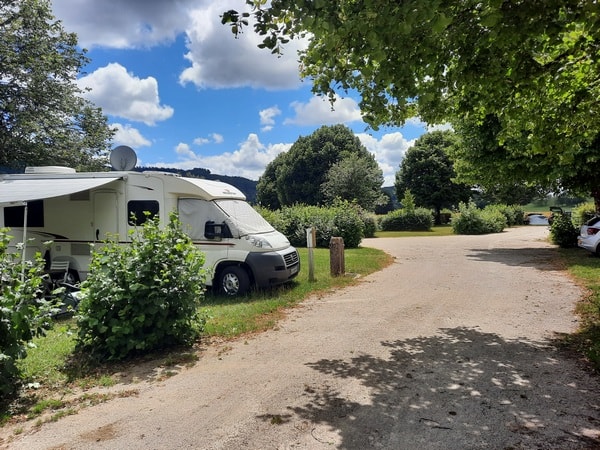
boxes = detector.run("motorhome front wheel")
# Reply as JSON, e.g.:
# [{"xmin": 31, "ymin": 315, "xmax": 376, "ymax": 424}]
[{"xmin": 219, "ymin": 266, "xmax": 250, "ymax": 296}]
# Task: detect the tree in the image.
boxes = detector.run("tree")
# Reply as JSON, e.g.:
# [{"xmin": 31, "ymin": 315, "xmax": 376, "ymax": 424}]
[
  {"xmin": 395, "ymin": 131, "xmax": 472, "ymax": 224},
  {"xmin": 321, "ymin": 153, "xmax": 386, "ymax": 211},
  {"xmin": 257, "ymin": 124, "xmax": 383, "ymax": 208},
  {"xmin": 256, "ymin": 153, "xmax": 284, "ymax": 209},
  {"xmin": 0, "ymin": 0, "xmax": 113, "ymax": 171},
  {"xmin": 223, "ymin": 1, "xmax": 600, "ymax": 205},
  {"xmin": 450, "ymin": 114, "xmax": 600, "ymax": 211}
]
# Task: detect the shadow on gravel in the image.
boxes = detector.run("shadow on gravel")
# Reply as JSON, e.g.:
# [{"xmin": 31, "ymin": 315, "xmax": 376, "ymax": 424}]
[
  {"xmin": 290, "ymin": 327, "xmax": 600, "ymax": 449},
  {"xmin": 466, "ymin": 247, "xmax": 561, "ymax": 271}
]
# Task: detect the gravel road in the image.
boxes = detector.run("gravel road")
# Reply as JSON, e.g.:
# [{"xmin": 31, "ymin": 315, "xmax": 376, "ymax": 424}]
[{"xmin": 3, "ymin": 226, "xmax": 600, "ymax": 449}]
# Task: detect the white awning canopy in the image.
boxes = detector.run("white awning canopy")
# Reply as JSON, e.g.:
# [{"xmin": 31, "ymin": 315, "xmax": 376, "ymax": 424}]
[{"xmin": 0, "ymin": 177, "xmax": 120, "ymax": 205}]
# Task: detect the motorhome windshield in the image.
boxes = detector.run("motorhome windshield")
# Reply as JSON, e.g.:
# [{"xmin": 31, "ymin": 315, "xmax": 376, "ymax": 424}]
[{"xmin": 214, "ymin": 199, "xmax": 274, "ymax": 235}]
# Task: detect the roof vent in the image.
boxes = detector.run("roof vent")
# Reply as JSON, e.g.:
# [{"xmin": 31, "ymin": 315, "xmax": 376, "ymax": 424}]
[{"xmin": 24, "ymin": 166, "xmax": 76, "ymax": 174}]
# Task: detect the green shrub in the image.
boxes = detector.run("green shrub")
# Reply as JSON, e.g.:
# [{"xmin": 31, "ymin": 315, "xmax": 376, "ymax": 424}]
[
  {"xmin": 76, "ymin": 213, "xmax": 208, "ymax": 360},
  {"xmin": 549, "ymin": 213, "xmax": 578, "ymax": 248},
  {"xmin": 273, "ymin": 203, "xmax": 365, "ymax": 248},
  {"xmin": 379, "ymin": 208, "xmax": 434, "ymax": 231},
  {"xmin": 452, "ymin": 201, "xmax": 506, "ymax": 234},
  {"xmin": 0, "ymin": 229, "xmax": 52, "ymax": 396},
  {"xmin": 486, "ymin": 204, "xmax": 525, "ymax": 226},
  {"xmin": 572, "ymin": 202, "xmax": 597, "ymax": 227}
]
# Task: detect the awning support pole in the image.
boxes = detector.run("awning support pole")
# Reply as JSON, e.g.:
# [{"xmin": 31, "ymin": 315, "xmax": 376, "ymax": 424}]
[{"xmin": 21, "ymin": 201, "xmax": 27, "ymax": 283}]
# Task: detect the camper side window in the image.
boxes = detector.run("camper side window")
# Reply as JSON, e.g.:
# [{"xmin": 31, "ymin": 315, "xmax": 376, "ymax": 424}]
[
  {"xmin": 4, "ymin": 200, "xmax": 44, "ymax": 227},
  {"xmin": 127, "ymin": 200, "xmax": 159, "ymax": 225}
]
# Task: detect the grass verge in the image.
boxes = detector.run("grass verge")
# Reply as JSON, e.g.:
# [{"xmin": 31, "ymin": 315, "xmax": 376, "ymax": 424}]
[{"xmin": 556, "ymin": 247, "xmax": 600, "ymax": 370}]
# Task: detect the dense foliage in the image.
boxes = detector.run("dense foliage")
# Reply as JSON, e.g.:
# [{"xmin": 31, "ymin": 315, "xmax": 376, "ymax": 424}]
[
  {"xmin": 549, "ymin": 213, "xmax": 578, "ymax": 248},
  {"xmin": 572, "ymin": 202, "xmax": 596, "ymax": 228},
  {"xmin": 395, "ymin": 131, "xmax": 472, "ymax": 223},
  {"xmin": 0, "ymin": 0, "xmax": 113, "ymax": 171},
  {"xmin": 0, "ymin": 229, "xmax": 51, "ymax": 396},
  {"xmin": 256, "ymin": 125, "xmax": 385, "ymax": 211},
  {"xmin": 451, "ymin": 201, "xmax": 507, "ymax": 235},
  {"xmin": 262, "ymin": 201, "xmax": 367, "ymax": 249},
  {"xmin": 76, "ymin": 213, "xmax": 208, "ymax": 360},
  {"xmin": 379, "ymin": 208, "xmax": 434, "ymax": 232},
  {"xmin": 223, "ymin": 1, "xmax": 600, "ymax": 209}
]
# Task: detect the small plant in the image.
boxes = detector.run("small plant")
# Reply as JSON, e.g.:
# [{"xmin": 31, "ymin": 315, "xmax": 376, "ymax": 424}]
[
  {"xmin": 0, "ymin": 228, "xmax": 53, "ymax": 397},
  {"xmin": 76, "ymin": 212, "xmax": 208, "ymax": 360},
  {"xmin": 549, "ymin": 213, "xmax": 578, "ymax": 248}
]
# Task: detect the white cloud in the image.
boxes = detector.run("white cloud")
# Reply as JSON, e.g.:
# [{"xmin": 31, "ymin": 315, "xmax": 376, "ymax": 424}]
[
  {"xmin": 357, "ymin": 132, "xmax": 416, "ymax": 186},
  {"xmin": 259, "ymin": 106, "xmax": 281, "ymax": 132},
  {"xmin": 193, "ymin": 134, "xmax": 224, "ymax": 146},
  {"xmin": 54, "ymin": 0, "xmax": 305, "ymax": 90},
  {"xmin": 179, "ymin": 1, "xmax": 306, "ymax": 90},
  {"xmin": 284, "ymin": 95, "xmax": 363, "ymax": 126},
  {"xmin": 193, "ymin": 137, "xmax": 210, "ymax": 146},
  {"xmin": 112, "ymin": 123, "xmax": 152, "ymax": 148},
  {"xmin": 152, "ymin": 134, "xmax": 292, "ymax": 180},
  {"xmin": 51, "ymin": 0, "xmax": 198, "ymax": 49},
  {"xmin": 77, "ymin": 63, "xmax": 174, "ymax": 125}
]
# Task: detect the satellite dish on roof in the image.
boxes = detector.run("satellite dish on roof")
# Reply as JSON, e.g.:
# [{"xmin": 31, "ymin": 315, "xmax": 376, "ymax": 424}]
[{"xmin": 110, "ymin": 145, "xmax": 137, "ymax": 171}]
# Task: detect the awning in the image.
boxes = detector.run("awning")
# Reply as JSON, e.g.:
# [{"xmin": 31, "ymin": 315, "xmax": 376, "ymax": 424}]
[{"xmin": 0, "ymin": 177, "xmax": 121, "ymax": 205}]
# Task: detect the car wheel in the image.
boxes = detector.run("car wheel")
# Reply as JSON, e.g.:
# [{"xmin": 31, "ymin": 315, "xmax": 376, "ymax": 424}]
[{"xmin": 219, "ymin": 266, "xmax": 250, "ymax": 296}]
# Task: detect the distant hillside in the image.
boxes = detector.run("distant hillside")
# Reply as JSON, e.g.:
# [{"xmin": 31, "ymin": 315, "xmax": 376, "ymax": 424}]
[{"xmin": 136, "ymin": 167, "xmax": 258, "ymax": 203}]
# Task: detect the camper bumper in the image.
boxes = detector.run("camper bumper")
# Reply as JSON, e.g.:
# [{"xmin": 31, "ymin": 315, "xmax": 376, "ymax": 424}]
[{"xmin": 246, "ymin": 248, "xmax": 300, "ymax": 288}]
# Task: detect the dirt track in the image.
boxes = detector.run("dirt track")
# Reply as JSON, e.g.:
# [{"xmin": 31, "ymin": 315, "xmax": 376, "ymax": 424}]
[{"xmin": 3, "ymin": 226, "xmax": 600, "ymax": 449}]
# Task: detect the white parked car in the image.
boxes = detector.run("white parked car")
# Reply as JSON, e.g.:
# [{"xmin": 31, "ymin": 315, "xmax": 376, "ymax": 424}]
[{"xmin": 578, "ymin": 216, "xmax": 600, "ymax": 255}]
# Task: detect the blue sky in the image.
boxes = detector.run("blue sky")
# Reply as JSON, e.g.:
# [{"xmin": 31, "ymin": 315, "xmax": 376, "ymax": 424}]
[{"xmin": 50, "ymin": 0, "xmax": 441, "ymax": 186}]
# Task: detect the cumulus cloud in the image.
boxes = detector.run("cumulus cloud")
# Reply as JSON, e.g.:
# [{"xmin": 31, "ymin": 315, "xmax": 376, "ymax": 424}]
[
  {"xmin": 259, "ymin": 106, "xmax": 282, "ymax": 132},
  {"xmin": 51, "ymin": 0, "xmax": 198, "ymax": 49},
  {"xmin": 112, "ymin": 123, "xmax": 152, "ymax": 148},
  {"xmin": 152, "ymin": 134, "xmax": 292, "ymax": 180},
  {"xmin": 357, "ymin": 132, "xmax": 416, "ymax": 186},
  {"xmin": 284, "ymin": 95, "xmax": 363, "ymax": 126},
  {"xmin": 179, "ymin": 1, "xmax": 306, "ymax": 90},
  {"xmin": 77, "ymin": 63, "xmax": 174, "ymax": 125},
  {"xmin": 193, "ymin": 134, "xmax": 224, "ymax": 146}
]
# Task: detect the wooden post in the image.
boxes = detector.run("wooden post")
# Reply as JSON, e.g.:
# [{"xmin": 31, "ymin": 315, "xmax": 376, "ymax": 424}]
[
  {"xmin": 306, "ymin": 227, "xmax": 316, "ymax": 282},
  {"xmin": 329, "ymin": 237, "xmax": 345, "ymax": 277}
]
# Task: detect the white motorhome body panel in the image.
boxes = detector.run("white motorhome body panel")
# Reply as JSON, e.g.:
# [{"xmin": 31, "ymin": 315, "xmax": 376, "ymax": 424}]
[{"xmin": 0, "ymin": 170, "xmax": 300, "ymax": 293}]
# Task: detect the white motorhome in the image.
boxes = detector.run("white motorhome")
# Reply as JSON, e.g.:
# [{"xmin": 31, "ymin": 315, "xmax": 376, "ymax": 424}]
[{"xmin": 0, "ymin": 167, "xmax": 300, "ymax": 295}]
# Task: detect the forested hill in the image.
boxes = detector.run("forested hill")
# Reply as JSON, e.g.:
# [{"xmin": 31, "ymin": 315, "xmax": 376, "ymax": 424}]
[{"xmin": 135, "ymin": 167, "xmax": 257, "ymax": 203}]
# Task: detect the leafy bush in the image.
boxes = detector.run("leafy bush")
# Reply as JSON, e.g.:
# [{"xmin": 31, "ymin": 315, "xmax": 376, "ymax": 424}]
[
  {"xmin": 76, "ymin": 213, "xmax": 208, "ymax": 360},
  {"xmin": 0, "ymin": 229, "xmax": 51, "ymax": 396},
  {"xmin": 486, "ymin": 204, "xmax": 525, "ymax": 226},
  {"xmin": 549, "ymin": 213, "xmax": 578, "ymax": 248},
  {"xmin": 451, "ymin": 201, "xmax": 506, "ymax": 234},
  {"xmin": 379, "ymin": 208, "xmax": 434, "ymax": 231},
  {"xmin": 271, "ymin": 203, "xmax": 365, "ymax": 248},
  {"xmin": 572, "ymin": 202, "xmax": 597, "ymax": 227}
]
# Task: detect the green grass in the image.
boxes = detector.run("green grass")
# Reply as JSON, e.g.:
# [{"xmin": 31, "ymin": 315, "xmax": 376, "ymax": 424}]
[
  {"xmin": 18, "ymin": 321, "xmax": 78, "ymax": 387},
  {"xmin": 556, "ymin": 247, "xmax": 600, "ymax": 370}
]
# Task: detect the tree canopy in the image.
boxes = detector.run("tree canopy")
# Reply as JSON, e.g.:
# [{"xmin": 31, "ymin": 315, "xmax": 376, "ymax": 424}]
[
  {"xmin": 0, "ymin": 0, "xmax": 113, "ymax": 171},
  {"xmin": 395, "ymin": 131, "xmax": 472, "ymax": 222},
  {"xmin": 257, "ymin": 124, "xmax": 384, "ymax": 210},
  {"xmin": 223, "ymin": 1, "xmax": 600, "ymax": 204}
]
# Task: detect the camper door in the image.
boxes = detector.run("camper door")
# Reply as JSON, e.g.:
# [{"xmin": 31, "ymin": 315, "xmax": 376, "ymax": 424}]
[{"xmin": 93, "ymin": 191, "xmax": 118, "ymax": 241}]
